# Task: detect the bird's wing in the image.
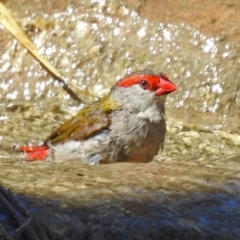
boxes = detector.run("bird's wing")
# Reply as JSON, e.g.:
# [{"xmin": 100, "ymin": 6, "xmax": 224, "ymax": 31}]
[{"xmin": 44, "ymin": 95, "xmax": 120, "ymax": 145}]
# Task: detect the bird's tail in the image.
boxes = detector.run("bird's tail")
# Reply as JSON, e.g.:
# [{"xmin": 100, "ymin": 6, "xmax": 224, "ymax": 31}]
[{"xmin": 18, "ymin": 145, "xmax": 49, "ymax": 161}]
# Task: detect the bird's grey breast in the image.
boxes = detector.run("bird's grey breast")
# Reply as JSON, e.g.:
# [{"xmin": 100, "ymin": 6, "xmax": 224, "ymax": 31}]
[{"xmin": 108, "ymin": 86, "xmax": 166, "ymax": 162}]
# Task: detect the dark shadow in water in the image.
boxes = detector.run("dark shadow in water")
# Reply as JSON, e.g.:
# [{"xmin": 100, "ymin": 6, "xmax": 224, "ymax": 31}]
[{"xmin": 0, "ymin": 185, "xmax": 240, "ymax": 240}]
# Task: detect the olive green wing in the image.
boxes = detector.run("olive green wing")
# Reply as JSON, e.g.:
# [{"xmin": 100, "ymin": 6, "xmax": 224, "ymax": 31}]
[{"xmin": 44, "ymin": 95, "xmax": 120, "ymax": 145}]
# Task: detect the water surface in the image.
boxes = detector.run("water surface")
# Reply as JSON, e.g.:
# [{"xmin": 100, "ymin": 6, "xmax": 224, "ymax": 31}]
[{"xmin": 0, "ymin": 0, "xmax": 240, "ymax": 238}]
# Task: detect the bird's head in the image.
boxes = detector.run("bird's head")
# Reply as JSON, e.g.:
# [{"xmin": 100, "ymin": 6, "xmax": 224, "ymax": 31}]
[
  {"xmin": 110, "ymin": 70, "xmax": 177, "ymax": 116},
  {"xmin": 116, "ymin": 69, "xmax": 177, "ymax": 96}
]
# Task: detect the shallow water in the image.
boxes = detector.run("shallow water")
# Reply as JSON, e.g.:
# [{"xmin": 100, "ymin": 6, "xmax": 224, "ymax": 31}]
[{"xmin": 0, "ymin": 0, "xmax": 240, "ymax": 238}]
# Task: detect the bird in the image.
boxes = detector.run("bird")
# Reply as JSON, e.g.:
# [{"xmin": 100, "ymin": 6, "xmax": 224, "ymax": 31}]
[{"xmin": 19, "ymin": 70, "xmax": 177, "ymax": 164}]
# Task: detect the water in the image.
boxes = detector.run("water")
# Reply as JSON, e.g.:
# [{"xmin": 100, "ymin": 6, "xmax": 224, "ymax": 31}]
[{"xmin": 0, "ymin": 0, "xmax": 240, "ymax": 238}]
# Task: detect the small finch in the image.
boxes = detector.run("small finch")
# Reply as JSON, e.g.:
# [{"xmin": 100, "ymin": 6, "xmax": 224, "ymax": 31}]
[{"xmin": 19, "ymin": 70, "xmax": 177, "ymax": 164}]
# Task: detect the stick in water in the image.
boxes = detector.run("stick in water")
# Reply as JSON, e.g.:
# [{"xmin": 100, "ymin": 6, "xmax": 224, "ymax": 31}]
[{"xmin": 0, "ymin": 2, "xmax": 95, "ymax": 103}]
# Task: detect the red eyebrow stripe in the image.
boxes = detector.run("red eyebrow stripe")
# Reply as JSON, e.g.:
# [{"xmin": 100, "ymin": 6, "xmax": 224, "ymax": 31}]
[{"xmin": 117, "ymin": 74, "xmax": 162, "ymax": 91}]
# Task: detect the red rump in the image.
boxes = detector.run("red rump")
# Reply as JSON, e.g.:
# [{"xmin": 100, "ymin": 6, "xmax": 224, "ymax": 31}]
[{"xmin": 19, "ymin": 145, "xmax": 49, "ymax": 160}]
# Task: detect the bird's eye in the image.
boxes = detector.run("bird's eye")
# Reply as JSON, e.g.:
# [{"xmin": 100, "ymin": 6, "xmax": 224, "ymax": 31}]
[{"xmin": 139, "ymin": 80, "xmax": 149, "ymax": 90}]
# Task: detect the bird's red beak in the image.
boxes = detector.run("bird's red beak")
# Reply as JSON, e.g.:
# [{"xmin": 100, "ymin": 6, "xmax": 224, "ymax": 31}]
[{"xmin": 156, "ymin": 77, "xmax": 177, "ymax": 95}]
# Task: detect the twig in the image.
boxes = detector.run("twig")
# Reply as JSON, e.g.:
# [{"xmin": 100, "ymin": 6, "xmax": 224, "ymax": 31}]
[{"xmin": 0, "ymin": 2, "xmax": 95, "ymax": 103}]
